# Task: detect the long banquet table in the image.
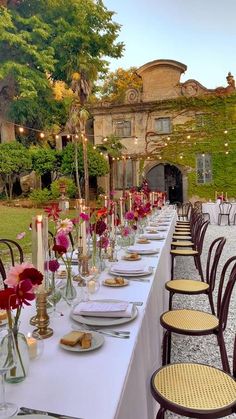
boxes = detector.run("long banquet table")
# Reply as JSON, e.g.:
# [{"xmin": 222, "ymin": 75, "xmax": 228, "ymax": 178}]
[{"xmin": 8, "ymin": 210, "xmax": 177, "ymax": 419}]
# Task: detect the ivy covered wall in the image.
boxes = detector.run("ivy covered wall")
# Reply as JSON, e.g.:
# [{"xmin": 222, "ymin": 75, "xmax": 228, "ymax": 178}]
[{"xmin": 150, "ymin": 93, "xmax": 236, "ymax": 200}]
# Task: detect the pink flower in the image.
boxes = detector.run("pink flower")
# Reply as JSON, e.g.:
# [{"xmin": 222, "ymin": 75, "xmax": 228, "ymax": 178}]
[
  {"xmin": 125, "ymin": 211, "xmax": 135, "ymax": 221},
  {"xmin": 5, "ymin": 262, "xmax": 35, "ymax": 287},
  {"xmin": 16, "ymin": 232, "xmax": 26, "ymax": 240},
  {"xmin": 44, "ymin": 203, "xmax": 61, "ymax": 221},
  {"xmin": 122, "ymin": 227, "xmax": 131, "ymax": 237},
  {"xmin": 49, "ymin": 259, "xmax": 60, "ymax": 272},
  {"xmin": 57, "ymin": 218, "xmax": 73, "ymax": 234},
  {"xmin": 56, "ymin": 232, "xmax": 70, "ymax": 251},
  {"xmin": 80, "ymin": 213, "xmax": 89, "ymax": 221}
]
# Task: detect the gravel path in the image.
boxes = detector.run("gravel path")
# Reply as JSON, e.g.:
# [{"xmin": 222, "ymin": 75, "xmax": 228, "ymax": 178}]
[{"xmin": 165, "ymin": 224, "xmax": 236, "ymax": 419}]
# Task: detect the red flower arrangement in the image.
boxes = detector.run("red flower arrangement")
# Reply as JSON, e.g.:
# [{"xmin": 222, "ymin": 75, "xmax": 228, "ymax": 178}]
[{"xmin": 0, "ymin": 262, "xmax": 43, "ymax": 331}]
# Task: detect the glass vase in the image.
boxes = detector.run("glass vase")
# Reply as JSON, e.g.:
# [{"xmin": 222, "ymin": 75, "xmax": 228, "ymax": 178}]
[
  {"xmin": 5, "ymin": 329, "xmax": 29, "ymax": 384},
  {"xmin": 61, "ymin": 266, "xmax": 77, "ymax": 302}
]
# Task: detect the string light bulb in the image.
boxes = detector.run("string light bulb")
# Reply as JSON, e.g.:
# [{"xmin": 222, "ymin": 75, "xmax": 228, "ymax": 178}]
[
  {"xmin": 103, "ymin": 137, "xmax": 107, "ymax": 142},
  {"xmin": 159, "ymin": 156, "xmax": 162, "ymax": 160},
  {"xmin": 19, "ymin": 126, "xmax": 24, "ymax": 133},
  {"xmin": 55, "ymin": 134, "xmax": 59, "ymax": 140},
  {"xmin": 187, "ymin": 135, "xmax": 191, "ymax": 139},
  {"xmin": 202, "ymin": 152, "xmax": 205, "ymax": 157},
  {"xmin": 180, "ymin": 155, "xmax": 183, "ymax": 159},
  {"xmin": 93, "ymin": 145, "xmax": 96, "ymax": 150},
  {"xmin": 225, "ymin": 150, "xmax": 229, "ymax": 155},
  {"xmin": 84, "ymin": 137, "xmax": 88, "ymax": 142},
  {"xmin": 66, "ymin": 134, "xmax": 70, "ymax": 139},
  {"xmin": 167, "ymin": 137, "xmax": 170, "ymax": 141},
  {"xmin": 224, "ymin": 142, "xmax": 228, "ymax": 147},
  {"xmin": 134, "ymin": 137, "xmax": 138, "ymax": 144},
  {"xmin": 224, "ymin": 130, "xmax": 228, "ymax": 134},
  {"xmin": 40, "ymin": 132, "xmax": 45, "ymax": 139},
  {"xmin": 75, "ymin": 134, "xmax": 79, "ymax": 139}
]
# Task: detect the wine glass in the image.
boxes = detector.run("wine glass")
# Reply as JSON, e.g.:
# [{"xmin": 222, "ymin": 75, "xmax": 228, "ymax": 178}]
[
  {"xmin": 0, "ymin": 329, "xmax": 18, "ymax": 417},
  {"xmin": 78, "ymin": 259, "xmax": 100, "ymax": 300}
]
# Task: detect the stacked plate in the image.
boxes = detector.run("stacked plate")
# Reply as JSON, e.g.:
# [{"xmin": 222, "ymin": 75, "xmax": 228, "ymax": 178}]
[
  {"xmin": 127, "ymin": 244, "xmax": 160, "ymax": 255},
  {"xmin": 110, "ymin": 261, "xmax": 152, "ymax": 276}
]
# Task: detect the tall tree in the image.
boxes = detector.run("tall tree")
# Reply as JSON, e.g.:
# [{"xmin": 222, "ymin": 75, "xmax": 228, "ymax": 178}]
[{"xmin": 0, "ymin": 0, "xmax": 124, "ymax": 141}]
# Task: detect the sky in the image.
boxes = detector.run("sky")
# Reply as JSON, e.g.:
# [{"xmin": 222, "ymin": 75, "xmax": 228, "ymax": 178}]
[{"xmin": 103, "ymin": 0, "xmax": 236, "ymax": 89}]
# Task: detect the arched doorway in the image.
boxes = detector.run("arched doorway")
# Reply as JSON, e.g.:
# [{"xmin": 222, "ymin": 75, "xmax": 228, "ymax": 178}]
[{"xmin": 146, "ymin": 163, "xmax": 183, "ymax": 203}]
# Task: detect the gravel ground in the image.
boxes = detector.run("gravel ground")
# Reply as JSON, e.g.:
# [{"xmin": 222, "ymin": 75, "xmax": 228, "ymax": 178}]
[{"xmin": 165, "ymin": 224, "xmax": 236, "ymax": 419}]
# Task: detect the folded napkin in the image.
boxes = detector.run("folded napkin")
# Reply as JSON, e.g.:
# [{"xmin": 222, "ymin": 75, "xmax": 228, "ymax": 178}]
[
  {"xmin": 73, "ymin": 301, "xmax": 133, "ymax": 318},
  {"xmin": 110, "ymin": 261, "xmax": 148, "ymax": 273}
]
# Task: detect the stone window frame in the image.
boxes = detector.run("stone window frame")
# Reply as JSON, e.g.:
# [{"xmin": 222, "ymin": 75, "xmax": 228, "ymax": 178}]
[
  {"xmin": 113, "ymin": 119, "xmax": 132, "ymax": 138},
  {"xmin": 196, "ymin": 153, "xmax": 212, "ymax": 184},
  {"xmin": 154, "ymin": 117, "xmax": 172, "ymax": 134}
]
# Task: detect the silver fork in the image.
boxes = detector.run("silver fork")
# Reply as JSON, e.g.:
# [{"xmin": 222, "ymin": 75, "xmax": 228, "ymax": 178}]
[{"xmin": 72, "ymin": 324, "xmax": 130, "ymax": 339}]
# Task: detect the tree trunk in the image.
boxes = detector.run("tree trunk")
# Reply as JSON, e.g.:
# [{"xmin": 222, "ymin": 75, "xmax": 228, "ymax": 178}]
[
  {"xmin": 0, "ymin": 119, "xmax": 15, "ymax": 142},
  {"xmin": 74, "ymin": 136, "xmax": 82, "ymax": 198},
  {"xmin": 83, "ymin": 139, "xmax": 89, "ymax": 205}
]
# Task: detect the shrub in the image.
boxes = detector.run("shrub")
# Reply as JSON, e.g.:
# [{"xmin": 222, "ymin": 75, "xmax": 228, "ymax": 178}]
[
  {"xmin": 30, "ymin": 188, "xmax": 52, "ymax": 206},
  {"xmin": 50, "ymin": 177, "xmax": 76, "ymax": 199}
]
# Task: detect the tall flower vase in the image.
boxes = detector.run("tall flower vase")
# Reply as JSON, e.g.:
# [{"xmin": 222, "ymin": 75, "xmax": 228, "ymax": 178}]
[
  {"xmin": 5, "ymin": 329, "xmax": 29, "ymax": 384},
  {"xmin": 61, "ymin": 266, "xmax": 77, "ymax": 303}
]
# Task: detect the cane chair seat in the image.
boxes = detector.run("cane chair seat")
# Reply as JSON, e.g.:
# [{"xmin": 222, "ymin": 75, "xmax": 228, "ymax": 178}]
[
  {"xmin": 171, "ymin": 241, "xmax": 194, "ymax": 247},
  {"xmin": 166, "ymin": 279, "xmax": 209, "ymax": 293},
  {"xmin": 151, "ymin": 363, "xmax": 236, "ymax": 414},
  {"xmin": 170, "ymin": 249, "xmax": 198, "ymax": 256},
  {"xmin": 172, "ymin": 235, "xmax": 192, "ymax": 240},
  {"xmin": 176, "ymin": 221, "xmax": 190, "ymax": 225},
  {"xmin": 174, "ymin": 231, "xmax": 191, "ymax": 235},
  {"xmin": 161, "ymin": 309, "xmax": 219, "ymax": 332}
]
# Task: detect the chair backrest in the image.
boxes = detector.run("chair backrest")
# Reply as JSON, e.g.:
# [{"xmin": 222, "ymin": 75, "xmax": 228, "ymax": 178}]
[
  {"xmin": 206, "ymin": 237, "xmax": 226, "ymax": 290},
  {"xmin": 0, "ymin": 239, "xmax": 24, "ymax": 281},
  {"xmin": 193, "ymin": 201, "xmax": 203, "ymax": 213},
  {"xmin": 233, "ymin": 334, "xmax": 236, "ymax": 379},
  {"xmin": 195, "ymin": 220, "xmax": 209, "ymax": 254},
  {"xmin": 219, "ymin": 202, "xmax": 232, "ymax": 215},
  {"xmin": 216, "ymin": 255, "xmax": 236, "ymax": 332}
]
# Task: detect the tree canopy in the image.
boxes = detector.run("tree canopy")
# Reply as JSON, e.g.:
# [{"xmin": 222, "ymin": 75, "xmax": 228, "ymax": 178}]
[
  {"xmin": 61, "ymin": 142, "xmax": 109, "ymax": 177},
  {"xmin": 0, "ymin": 0, "xmax": 124, "ymax": 140}
]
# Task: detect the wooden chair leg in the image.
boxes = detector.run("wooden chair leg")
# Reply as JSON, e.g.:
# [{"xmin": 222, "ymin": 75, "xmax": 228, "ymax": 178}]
[
  {"xmin": 162, "ymin": 330, "xmax": 172, "ymax": 366},
  {"xmin": 171, "ymin": 254, "xmax": 175, "ymax": 280},
  {"xmin": 208, "ymin": 292, "xmax": 215, "ymax": 315},
  {"xmin": 168, "ymin": 292, "xmax": 174, "ymax": 311},
  {"xmin": 156, "ymin": 407, "xmax": 165, "ymax": 419},
  {"xmin": 217, "ymin": 332, "xmax": 230, "ymax": 374}
]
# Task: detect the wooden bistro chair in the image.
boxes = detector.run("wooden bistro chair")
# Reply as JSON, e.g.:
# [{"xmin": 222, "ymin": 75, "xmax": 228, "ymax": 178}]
[
  {"xmin": 0, "ymin": 238, "xmax": 24, "ymax": 282},
  {"xmin": 218, "ymin": 202, "xmax": 232, "ymax": 226},
  {"xmin": 177, "ymin": 202, "xmax": 192, "ymax": 221},
  {"xmin": 166, "ymin": 237, "xmax": 226, "ymax": 311},
  {"xmin": 161, "ymin": 255, "xmax": 236, "ymax": 373},
  {"xmin": 170, "ymin": 220, "xmax": 209, "ymax": 281},
  {"xmin": 151, "ymin": 334, "xmax": 236, "ymax": 419}
]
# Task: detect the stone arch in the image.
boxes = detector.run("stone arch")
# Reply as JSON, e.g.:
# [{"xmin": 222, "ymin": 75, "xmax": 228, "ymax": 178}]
[{"xmin": 143, "ymin": 161, "xmax": 188, "ymax": 203}]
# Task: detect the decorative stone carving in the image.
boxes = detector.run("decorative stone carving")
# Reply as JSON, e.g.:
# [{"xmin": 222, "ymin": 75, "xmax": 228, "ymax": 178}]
[
  {"xmin": 125, "ymin": 88, "xmax": 141, "ymax": 104},
  {"xmin": 215, "ymin": 72, "xmax": 235, "ymax": 95},
  {"xmin": 20, "ymin": 172, "xmax": 37, "ymax": 193},
  {"xmin": 181, "ymin": 81, "xmax": 199, "ymax": 97}
]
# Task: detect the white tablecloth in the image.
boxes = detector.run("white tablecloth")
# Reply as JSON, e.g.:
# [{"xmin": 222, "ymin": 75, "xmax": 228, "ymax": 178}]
[
  {"xmin": 7, "ymin": 210, "xmax": 177, "ymax": 419},
  {"xmin": 202, "ymin": 202, "xmax": 236, "ymax": 224}
]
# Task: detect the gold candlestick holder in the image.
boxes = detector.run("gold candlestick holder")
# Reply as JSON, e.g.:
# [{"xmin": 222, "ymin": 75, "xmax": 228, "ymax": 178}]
[
  {"xmin": 30, "ymin": 290, "xmax": 53, "ymax": 339},
  {"xmin": 108, "ymin": 238, "xmax": 118, "ymax": 262}
]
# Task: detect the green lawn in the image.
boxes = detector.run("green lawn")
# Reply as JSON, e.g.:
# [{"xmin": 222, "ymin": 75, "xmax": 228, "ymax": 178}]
[{"xmin": 0, "ymin": 205, "xmax": 76, "ymax": 257}]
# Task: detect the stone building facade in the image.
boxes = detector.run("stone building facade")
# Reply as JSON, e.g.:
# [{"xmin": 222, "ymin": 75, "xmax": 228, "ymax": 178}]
[{"xmin": 91, "ymin": 59, "xmax": 236, "ymax": 203}]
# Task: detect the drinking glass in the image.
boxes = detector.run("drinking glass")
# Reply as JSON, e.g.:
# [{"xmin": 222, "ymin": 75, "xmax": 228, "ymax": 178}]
[
  {"xmin": 0, "ymin": 329, "xmax": 18, "ymax": 417},
  {"xmin": 78, "ymin": 260, "xmax": 100, "ymax": 300}
]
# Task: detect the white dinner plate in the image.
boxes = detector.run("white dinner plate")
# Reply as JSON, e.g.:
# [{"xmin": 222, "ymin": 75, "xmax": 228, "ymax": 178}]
[
  {"xmin": 110, "ymin": 266, "xmax": 153, "ymax": 277},
  {"xmin": 13, "ymin": 416, "xmax": 55, "ymax": 419},
  {"xmin": 71, "ymin": 299, "xmax": 138, "ymax": 327},
  {"xmin": 60, "ymin": 330, "xmax": 104, "ymax": 353},
  {"xmin": 127, "ymin": 248, "xmax": 159, "ymax": 255}
]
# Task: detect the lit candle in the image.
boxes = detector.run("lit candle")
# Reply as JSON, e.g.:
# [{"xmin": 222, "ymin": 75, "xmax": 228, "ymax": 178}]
[
  {"xmin": 81, "ymin": 205, "xmax": 87, "ymax": 256},
  {"xmin": 36, "ymin": 215, "xmax": 44, "ymax": 278},
  {"xmin": 119, "ymin": 197, "xmax": 124, "ymax": 226},
  {"xmin": 104, "ymin": 195, "xmax": 108, "ymax": 208},
  {"xmin": 26, "ymin": 333, "xmax": 37, "ymax": 359},
  {"xmin": 87, "ymin": 279, "xmax": 96, "ymax": 294},
  {"xmin": 129, "ymin": 193, "xmax": 132, "ymax": 211}
]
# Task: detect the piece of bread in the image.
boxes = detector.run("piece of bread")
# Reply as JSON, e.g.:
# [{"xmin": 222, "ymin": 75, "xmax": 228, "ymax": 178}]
[
  {"xmin": 0, "ymin": 310, "xmax": 7, "ymax": 322},
  {"xmin": 81, "ymin": 333, "xmax": 92, "ymax": 349},
  {"xmin": 115, "ymin": 277, "xmax": 125, "ymax": 285},
  {"xmin": 105, "ymin": 278, "xmax": 117, "ymax": 285},
  {"xmin": 129, "ymin": 253, "xmax": 139, "ymax": 259},
  {"xmin": 60, "ymin": 331, "xmax": 85, "ymax": 346}
]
